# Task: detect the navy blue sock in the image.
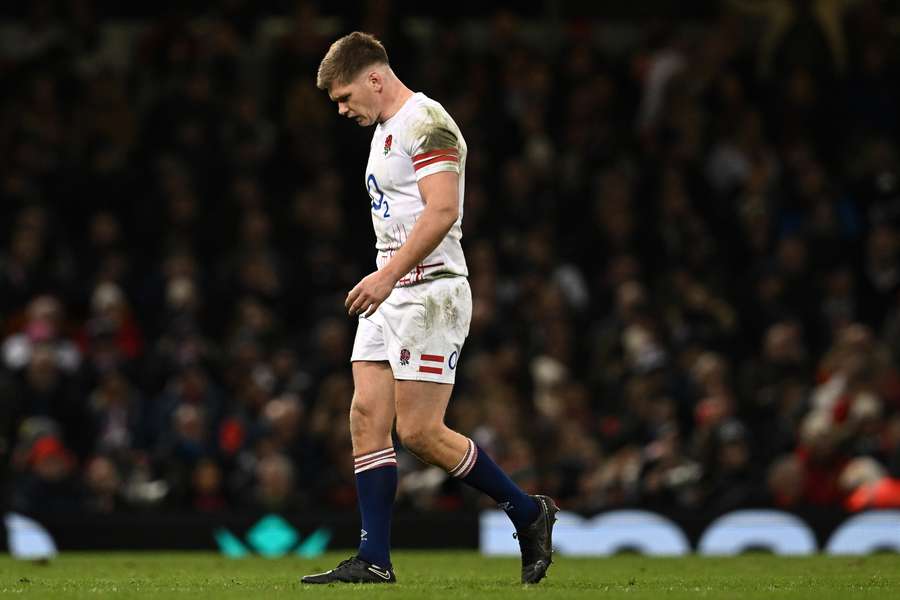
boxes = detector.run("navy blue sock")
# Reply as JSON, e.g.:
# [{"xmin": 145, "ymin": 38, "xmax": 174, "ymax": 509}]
[
  {"xmin": 353, "ymin": 447, "xmax": 397, "ymax": 568},
  {"xmin": 451, "ymin": 438, "xmax": 540, "ymax": 530}
]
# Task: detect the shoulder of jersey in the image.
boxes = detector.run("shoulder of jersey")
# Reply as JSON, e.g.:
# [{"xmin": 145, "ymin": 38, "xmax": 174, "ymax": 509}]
[
  {"xmin": 399, "ymin": 94, "xmax": 445, "ymax": 122},
  {"xmin": 418, "ymin": 95, "xmax": 452, "ymax": 118}
]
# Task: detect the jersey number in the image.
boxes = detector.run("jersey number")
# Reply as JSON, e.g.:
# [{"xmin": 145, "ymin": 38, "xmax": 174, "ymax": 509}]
[{"xmin": 367, "ymin": 174, "xmax": 390, "ymax": 218}]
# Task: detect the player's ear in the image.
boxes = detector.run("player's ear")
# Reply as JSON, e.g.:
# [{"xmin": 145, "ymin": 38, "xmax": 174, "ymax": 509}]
[{"xmin": 367, "ymin": 69, "xmax": 383, "ymax": 92}]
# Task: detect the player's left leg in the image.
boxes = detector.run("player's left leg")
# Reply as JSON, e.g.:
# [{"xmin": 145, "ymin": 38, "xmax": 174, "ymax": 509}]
[
  {"xmin": 393, "ymin": 380, "xmax": 467, "ymax": 466},
  {"xmin": 395, "ymin": 380, "xmax": 558, "ymax": 583}
]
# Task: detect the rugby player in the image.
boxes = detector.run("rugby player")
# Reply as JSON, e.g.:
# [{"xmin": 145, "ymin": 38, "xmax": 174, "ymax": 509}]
[{"xmin": 302, "ymin": 32, "xmax": 557, "ymax": 585}]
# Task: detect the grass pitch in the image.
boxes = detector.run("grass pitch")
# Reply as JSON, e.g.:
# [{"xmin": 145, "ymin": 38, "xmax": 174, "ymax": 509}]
[{"xmin": 1, "ymin": 551, "xmax": 899, "ymax": 599}]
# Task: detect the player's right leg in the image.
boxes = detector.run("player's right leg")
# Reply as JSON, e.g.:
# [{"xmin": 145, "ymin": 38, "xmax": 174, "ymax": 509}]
[
  {"xmin": 302, "ymin": 360, "xmax": 398, "ymax": 584},
  {"xmin": 347, "ymin": 360, "xmax": 397, "ymax": 569},
  {"xmin": 302, "ymin": 316, "xmax": 399, "ymax": 585}
]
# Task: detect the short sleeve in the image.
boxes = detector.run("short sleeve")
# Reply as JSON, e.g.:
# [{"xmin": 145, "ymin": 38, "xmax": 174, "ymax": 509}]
[{"xmin": 406, "ymin": 110, "xmax": 461, "ymax": 181}]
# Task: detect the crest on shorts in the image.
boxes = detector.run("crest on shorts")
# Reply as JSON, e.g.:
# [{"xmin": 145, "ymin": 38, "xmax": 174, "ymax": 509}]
[
  {"xmin": 383, "ymin": 134, "xmax": 393, "ymax": 156},
  {"xmin": 399, "ymin": 348, "xmax": 410, "ymax": 366}
]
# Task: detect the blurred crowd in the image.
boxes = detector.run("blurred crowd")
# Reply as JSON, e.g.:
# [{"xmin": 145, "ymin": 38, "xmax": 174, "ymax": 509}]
[{"xmin": 3, "ymin": 0, "xmax": 900, "ymax": 517}]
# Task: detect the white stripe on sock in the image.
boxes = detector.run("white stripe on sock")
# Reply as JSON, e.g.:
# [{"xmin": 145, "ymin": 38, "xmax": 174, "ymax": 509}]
[
  {"xmin": 355, "ymin": 454, "xmax": 397, "ymax": 471},
  {"xmin": 450, "ymin": 439, "xmax": 477, "ymax": 478},
  {"xmin": 457, "ymin": 443, "xmax": 478, "ymax": 477},
  {"xmin": 354, "ymin": 448, "xmax": 395, "ymax": 464},
  {"xmin": 354, "ymin": 457, "xmax": 398, "ymax": 474},
  {"xmin": 449, "ymin": 441, "xmax": 472, "ymax": 476}
]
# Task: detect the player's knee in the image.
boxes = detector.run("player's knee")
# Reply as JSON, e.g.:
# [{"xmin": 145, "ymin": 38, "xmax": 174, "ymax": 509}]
[
  {"xmin": 396, "ymin": 422, "xmax": 439, "ymax": 457},
  {"xmin": 397, "ymin": 427, "xmax": 428, "ymax": 455},
  {"xmin": 349, "ymin": 399, "xmax": 376, "ymax": 433}
]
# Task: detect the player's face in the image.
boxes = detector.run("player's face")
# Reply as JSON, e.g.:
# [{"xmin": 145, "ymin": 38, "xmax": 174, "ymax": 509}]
[{"xmin": 329, "ymin": 74, "xmax": 379, "ymax": 127}]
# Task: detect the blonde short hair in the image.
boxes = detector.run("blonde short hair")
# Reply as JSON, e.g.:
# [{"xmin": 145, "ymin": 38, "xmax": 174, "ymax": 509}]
[{"xmin": 316, "ymin": 31, "xmax": 389, "ymax": 91}]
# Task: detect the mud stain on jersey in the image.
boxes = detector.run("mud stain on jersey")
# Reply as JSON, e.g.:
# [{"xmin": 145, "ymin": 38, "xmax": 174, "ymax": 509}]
[{"xmin": 411, "ymin": 106, "xmax": 459, "ymax": 153}]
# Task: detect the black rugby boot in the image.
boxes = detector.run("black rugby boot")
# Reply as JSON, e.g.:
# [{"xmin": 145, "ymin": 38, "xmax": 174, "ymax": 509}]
[
  {"xmin": 514, "ymin": 494, "xmax": 559, "ymax": 584},
  {"xmin": 301, "ymin": 556, "xmax": 396, "ymax": 584}
]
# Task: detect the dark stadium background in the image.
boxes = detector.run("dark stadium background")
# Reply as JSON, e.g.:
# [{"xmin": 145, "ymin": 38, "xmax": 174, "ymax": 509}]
[{"xmin": 2, "ymin": 0, "xmax": 900, "ymax": 552}]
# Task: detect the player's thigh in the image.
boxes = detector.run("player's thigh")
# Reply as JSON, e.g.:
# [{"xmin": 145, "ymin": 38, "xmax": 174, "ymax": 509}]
[
  {"xmin": 394, "ymin": 380, "xmax": 453, "ymax": 438},
  {"xmin": 350, "ymin": 361, "xmax": 396, "ymax": 440}
]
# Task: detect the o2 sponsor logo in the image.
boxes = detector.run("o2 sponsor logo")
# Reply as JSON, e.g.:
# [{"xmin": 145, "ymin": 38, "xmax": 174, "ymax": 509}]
[
  {"xmin": 448, "ymin": 351, "xmax": 458, "ymax": 370},
  {"xmin": 367, "ymin": 174, "xmax": 390, "ymax": 218}
]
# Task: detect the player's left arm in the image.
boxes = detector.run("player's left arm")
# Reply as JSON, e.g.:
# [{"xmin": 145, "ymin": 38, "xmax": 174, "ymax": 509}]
[{"xmin": 346, "ymin": 171, "xmax": 458, "ymax": 317}]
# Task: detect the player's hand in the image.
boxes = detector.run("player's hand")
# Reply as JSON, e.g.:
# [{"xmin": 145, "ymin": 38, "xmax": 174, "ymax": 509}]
[{"xmin": 346, "ymin": 270, "xmax": 396, "ymax": 317}]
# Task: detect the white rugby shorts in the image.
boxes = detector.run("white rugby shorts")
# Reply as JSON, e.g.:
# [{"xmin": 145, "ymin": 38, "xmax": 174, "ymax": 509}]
[{"xmin": 350, "ymin": 276, "xmax": 471, "ymax": 384}]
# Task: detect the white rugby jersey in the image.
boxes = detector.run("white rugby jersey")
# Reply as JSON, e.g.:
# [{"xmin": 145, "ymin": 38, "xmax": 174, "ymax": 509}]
[{"xmin": 365, "ymin": 92, "xmax": 468, "ymax": 287}]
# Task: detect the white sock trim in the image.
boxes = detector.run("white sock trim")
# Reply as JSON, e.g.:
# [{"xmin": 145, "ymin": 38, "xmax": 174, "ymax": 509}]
[
  {"xmin": 449, "ymin": 438, "xmax": 478, "ymax": 478},
  {"xmin": 354, "ymin": 456, "xmax": 397, "ymax": 474},
  {"xmin": 354, "ymin": 447, "xmax": 397, "ymax": 474}
]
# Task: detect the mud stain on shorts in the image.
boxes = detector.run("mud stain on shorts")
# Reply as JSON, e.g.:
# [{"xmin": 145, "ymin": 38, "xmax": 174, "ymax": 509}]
[
  {"xmin": 442, "ymin": 294, "xmax": 459, "ymax": 328},
  {"xmin": 423, "ymin": 288, "xmax": 460, "ymax": 333}
]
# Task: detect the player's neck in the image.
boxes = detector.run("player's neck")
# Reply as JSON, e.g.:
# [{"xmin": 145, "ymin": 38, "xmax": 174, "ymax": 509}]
[{"xmin": 379, "ymin": 85, "xmax": 414, "ymax": 124}]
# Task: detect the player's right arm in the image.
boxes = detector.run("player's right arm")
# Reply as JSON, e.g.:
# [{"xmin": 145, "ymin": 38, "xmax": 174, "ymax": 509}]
[
  {"xmin": 375, "ymin": 170, "xmax": 459, "ymax": 282},
  {"xmin": 346, "ymin": 170, "xmax": 458, "ymax": 317},
  {"xmin": 346, "ymin": 107, "xmax": 462, "ymax": 317}
]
